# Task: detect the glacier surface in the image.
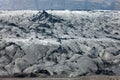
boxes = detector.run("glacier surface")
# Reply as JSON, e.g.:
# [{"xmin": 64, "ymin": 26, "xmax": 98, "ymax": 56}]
[{"xmin": 0, "ymin": 10, "xmax": 120, "ymax": 77}]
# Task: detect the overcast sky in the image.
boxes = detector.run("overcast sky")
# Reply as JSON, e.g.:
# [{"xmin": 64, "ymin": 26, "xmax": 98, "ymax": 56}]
[{"xmin": 0, "ymin": 0, "xmax": 120, "ymax": 10}]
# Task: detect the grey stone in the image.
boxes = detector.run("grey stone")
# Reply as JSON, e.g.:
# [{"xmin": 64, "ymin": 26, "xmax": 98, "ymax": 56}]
[
  {"xmin": 0, "ymin": 70, "xmax": 8, "ymax": 77},
  {"xmin": 5, "ymin": 45, "xmax": 17, "ymax": 58},
  {"xmin": 13, "ymin": 58, "xmax": 30, "ymax": 74},
  {"xmin": 5, "ymin": 63, "xmax": 14, "ymax": 75},
  {"xmin": 69, "ymin": 56, "xmax": 98, "ymax": 77},
  {"xmin": 0, "ymin": 50, "xmax": 5, "ymax": 57},
  {"xmin": 13, "ymin": 48, "xmax": 25, "ymax": 59},
  {"xmin": 0, "ymin": 56, "xmax": 10, "ymax": 67},
  {"xmin": 0, "ymin": 41, "xmax": 5, "ymax": 50}
]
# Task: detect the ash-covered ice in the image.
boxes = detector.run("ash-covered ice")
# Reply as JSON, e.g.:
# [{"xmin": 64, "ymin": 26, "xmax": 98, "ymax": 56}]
[{"xmin": 0, "ymin": 10, "xmax": 120, "ymax": 77}]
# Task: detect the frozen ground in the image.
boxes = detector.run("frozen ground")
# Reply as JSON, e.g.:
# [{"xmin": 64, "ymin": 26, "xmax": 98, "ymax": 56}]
[{"xmin": 0, "ymin": 10, "xmax": 120, "ymax": 77}]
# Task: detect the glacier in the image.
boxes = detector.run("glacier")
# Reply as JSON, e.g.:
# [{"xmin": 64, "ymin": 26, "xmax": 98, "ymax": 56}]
[{"xmin": 0, "ymin": 10, "xmax": 120, "ymax": 77}]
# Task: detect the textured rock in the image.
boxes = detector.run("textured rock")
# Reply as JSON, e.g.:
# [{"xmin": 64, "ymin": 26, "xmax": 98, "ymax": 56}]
[
  {"xmin": 0, "ymin": 41, "xmax": 5, "ymax": 50},
  {"xmin": 0, "ymin": 70, "xmax": 8, "ymax": 77},
  {"xmin": 5, "ymin": 45, "xmax": 17, "ymax": 58},
  {"xmin": 0, "ymin": 10, "xmax": 120, "ymax": 77}
]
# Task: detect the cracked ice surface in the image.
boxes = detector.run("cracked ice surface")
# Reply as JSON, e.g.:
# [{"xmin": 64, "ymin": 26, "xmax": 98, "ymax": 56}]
[{"xmin": 0, "ymin": 10, "xmax": 120, "ymax": 77}]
